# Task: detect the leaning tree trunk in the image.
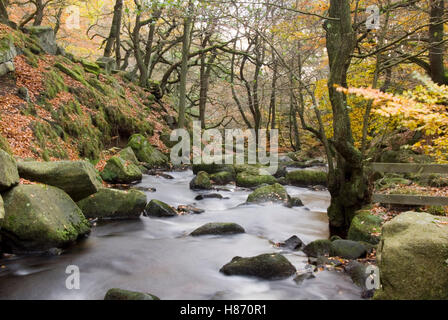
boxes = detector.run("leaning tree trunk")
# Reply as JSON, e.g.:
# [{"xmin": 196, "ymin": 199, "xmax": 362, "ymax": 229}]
[
  {"xmin": 324, "ymin": 0, "xmax": 370, "ymax": 237},
  {"xmin": 429, "ymin": 0, "xmax": 445, "ymax": 85},
  {"xmin": 104, "ymin": 0, "xmax": 123, "ymax": 58},
  {"xmin": 32, "ymin": 0, "xmax": 44, "ymax": 26}
]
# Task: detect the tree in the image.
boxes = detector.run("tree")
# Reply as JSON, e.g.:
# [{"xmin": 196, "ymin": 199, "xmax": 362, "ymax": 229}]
[
  {"xmin": 104, "ymin": 0, "xmax": 123, "ymax": 65},
  {"xmin": 429, "ymin": 0, "xmax": 446, "ymax": 84}
]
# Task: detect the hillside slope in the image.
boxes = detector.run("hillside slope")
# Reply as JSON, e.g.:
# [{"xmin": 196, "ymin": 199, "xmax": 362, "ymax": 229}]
[{"xmin": 0, "ymin": 24, "xmax": 176, "ymax": 169}]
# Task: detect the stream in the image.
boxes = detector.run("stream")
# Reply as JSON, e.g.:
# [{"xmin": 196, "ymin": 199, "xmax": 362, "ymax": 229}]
[{"xmin": 0, "ymin": 170, "xmax": 362, "ymax": 300}]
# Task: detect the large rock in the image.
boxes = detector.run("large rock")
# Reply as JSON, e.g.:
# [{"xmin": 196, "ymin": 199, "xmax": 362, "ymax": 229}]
[
  {"xmin": 210, "ymin": 171, "xmax": 234, "ymax": 185},
  {"xmin": 118, "ymin": 147, "xmax": 139, "ymax": 164},
  {"xmin": 348, "ymin": 208, "xmax": 383, "ymax": 245},
  {"xmin": 330, "ymin": 240, "xmax": 367, "ymax": 260},
  {"xmin": 375, "ymin": 212, "xmax": 448, "ymax": 300},
  {"xmin": 0, "ymin": 149, "xmax": 19, "ymax": 192},
  {"xmin": 128, "ymin": 134, "xmax": 168, "ymax": 168},
  {"xmin": 236, "ymin": 172, "xmax": 277, "ymax": 188},
  {"xmin": 193, "ymin": 163, "xmax": 235, "ymax": 176},
  {"xmin": 101, "ymin": 156, "xmax": 142, "ymax": 184},
  {"xmin": 0, "ymin": 37, "xmax": 17, "ymax": 77},
  {"xmin": 24, "ymin": 26, "xmax": 57, "ymax": 55},
  {"xmin": 104, "ymin": 288, "xmax": 159, "ymax": 300},
  {"xmin": 190, "ymin": 171, "xmax": 212, "ymax": 190},
  {"xmin": 17, "ymin": 161, "xmax": 102, "ymax": 201},
  {"xmin": 145, "ymin": 199, "xmax": 177, "ymax": 218},
  {"xmin": 0, "ymin": 184, "xmax": 90, "ymax": 252},
  {"xmin": 303, "ymin": 239, "xmax": 332, "ymax": 258},
  {"xmin": 286, "ymin": 170, "xmax": 327, "ymax": 187},
  {"xmin": 96, "ymin": 57, "xmax": 117, "ymax": 75},
  {"xmin": 190, "ymin": 223, "xmax": 245, "ymax": 236},
  {"xmin": 220, "ymin": 253, "xmax": 296, "ymax": 280},
  {"xmin": 247, "ymin": 183, "xmax": 289, "ymax": 204},
  {"xmin": 77, "ymin": 188, "xmax": 147, "ymax": 220}
]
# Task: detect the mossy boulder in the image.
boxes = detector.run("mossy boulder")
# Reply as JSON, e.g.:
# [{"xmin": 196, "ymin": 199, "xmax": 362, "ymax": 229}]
[
  {"xmin": 286, "ymin": 170, "xmax": 328, "ymax": 187},
  {"xmin": 236, "ymin": 172, "xmax": 277, "ymax": 188},
  {"xmin": 330, "ymin": 240, "xmax": 367, "ymax": 260},
  {"xmin": 193, "ymin": 163, "xmax": 235, "ymax": 176},
  {"xmin": 81, "ymin": 59, "xmax": 101, "ymax": 75},
  {"xmin": 145, "ymin": 199, "xmax": 177, "ymax": 218},
  {"xmin": 379, "ymin": 149, "xmax": 432, "ymax": 164},
  {"xmin": 303, "ymin": 239, "xmax": 332, "ymax": 258},
  {"xmin": 210, "ymin": 171, "xmax": 234, "ymax": 185},
  {"xmin": 375, "ymin": 212, "xmax": 448, "ymax": 300},
  {"xmin": 128, "ymin": 134, "xmax": 168, "ymax": 168},
  {"xmin": 0, "ymin": 149, "xmax": 20, "ymax": 192},
  {"xmin": 348, "ymin": 209, "xmax": 383, "ymax": 245},
  {"xmin": 190, "ymin": 171, "xmax": 212, "ymax": 190},
  {"xmin": 118, "ymin": 147, "xmax": 139, "ymax": 165},
  {"xmin": 17, "ymin": 161, "xmax": 102, "ymax": 201},
  {"xmin": 100, "ymin": 156, "xmax": 142, "ymax": 184},
  {"xmin": 220, "ymin": 253, "xmax": 296, "ymax": 280},
  {"xmin": 0, "ymin": 184, "xmax": 90, "ymax": 252},
  {"xmin": 191, "ymin": 223, "xmax": 245, "ymax": 236},
  {"xmin": 104, "ymin": 288, "xmax": 159, "ymax": 300},
  {"xmin": 77, "ymin": 188, "xmax": 147, "ymax": 220},
  {"xmin": 246, "ymin": 183, "xmax": 289, "ymax": 204}
]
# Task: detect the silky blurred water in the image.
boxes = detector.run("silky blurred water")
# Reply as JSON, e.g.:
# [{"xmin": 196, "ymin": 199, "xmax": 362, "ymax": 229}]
[{"xmin": 0, "ymin": 170, "xmax": 361, "ymax": 300}]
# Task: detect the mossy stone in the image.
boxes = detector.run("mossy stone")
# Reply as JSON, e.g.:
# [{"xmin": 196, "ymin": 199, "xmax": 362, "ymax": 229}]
[
  {"xmin": 0, "ymin": 149, "xmax": 19, "ymax": 192},
  {"xmin": 330, "ymin": 240, "xmax": 367, "ymax": 260},
  {"xmin": 104, "ymin": 288, "xmax": 159, "ymax": 300},
  {"xmin": 100, "ymin": 156, "xmax": 142, "ymax": 184},
  {"xmin": 286, "ymin": 170, "xmax": 328, "ymax": 187},
  {"xmin": 348, "ymin": 209, "xmax": 383, "ymax": 245},
  {"xmin": 303, "ymin": 239, "xmax": 332, "ymax": 258},
  {"xmin": 210, "ymin": 171, "xmax": 234, "ymax": 185},
  {"xmin": 190, "ymin": 171, "xmax": 212, "ymax": 190},
  {"xmin": 118, "ymin": 147, "xmax": 139, "ymax": 165},
  {"xmin": 77, "ymin": 188, "xmax": 147, "ymax": 220},
  {"xmin": 128, "ymin": 134, "xmax": 168, "ymax": 167},
  {"xmin": 247, "ymin": 183, "xmax": 289, "ymax": 204},
  {"xmin": 236, "ymin": 172, "xmax": 277, "ymax": 188},
  {"xmin": 0, "ymin": 184, "xmax": 90, "ymax": 252},
  {"xmin": 220, "ymin": 253, "xmax": 296, "ymax": 280},
  {"xmin": 190, "ymin": 223, "xmax": 245, "ymax": 236},
  {"xmin": 145, "ymin": 199, "xmax": 177, "ymax": 218}
]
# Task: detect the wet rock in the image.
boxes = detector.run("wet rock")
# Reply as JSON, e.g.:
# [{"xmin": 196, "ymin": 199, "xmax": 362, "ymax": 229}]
[
  {"xmin": 118, "ymin": 147, "xmax": 139, "ymax": 165},
  {"xmin": 0, "ymin": 149, "xmax": 19, "ymax": 192},
  {"xmin": 128, "ymin": 134, "xmax": 168, "ymax": 168},
  {"xmin": 220, "ymin": 253, "xmax": 296, "ymax": 280},
  {"xmin": 0, "ymin": 184, "xmax": 90, "ymax": 252},
  {"xmin": 144, "ymin": 199, "xmax": 177, "ymax": 218},
  {"xmin": 104, "ymin": 288, "xmax": 160, "ymax": 300},
  {"xmin": 375, "ymin": 212, "xmax": 448, "ymax": 300},
  {"xmin": 210, "ymin": 171, "xmax": 234, "ymax": 185},
  {"xmin": 77, "ymin": 188, "xmax": 147, "ymax": 220},
  {"xmin": 344, "ymin": 261, "xmax": 375, "ymax": 299},
  {"xmin": 294, "ymin": 272, "xmax": 316, "ymax": 285},
  {"xmin": 177, "ymin": 205, "xmax": 204, "ymax": 215},
  {"xmin": 246, "ymin": 183, "xmax": 289, "ymax": 204},
  {"xmin": 132, "ymin": 186, "xmax": 156, "ymax": 193},
  {"xmin": 17, "ymin": 160, "xmax": 101, "ymax": 201},
  {"xmin": 288, "ymin": 197, "xmax": 304, "ymax": 207},
  {"xmin": 190, "ymin": 171, "xmax": 212, "ymax": 190},
  {"xmin": 330, "ymin": 240, "xmax": 367, "ymax": 260},
  {"xmin": 303, "ymin": 239, "xmax": 332, "ymax": 258},
  {"xmin": 236, "ymin": 172, "xmax": 277, "ymax": 188},
  {"xmin": 195, "ymin": 194, "xmax": 225, "ymax": 201},
  {"xmin": 286, "ymin": 170, "xmax": 328, "ymax": 187},
  {"xmin": 100, "ymin": 156, "xmax": 142, "ymax": 184},
  {"xmin": 190, "ymin": 223, "xmax": 245, "ymax": 236},
  {"xmin": 146, "ymin": 170, "xmax": 174, "ymax": 179},
  {"xmin": 282, "ymin": 235, "xmax": 304, "ymax": 251},
  {"xmin": 309, "ymin": 256, "xmax": 343, "ymax": 268},
  {"xmin": 193, "ymin": 163, "xmax": 235, "ymax": 176},
  {"xmin": 348, "ymin": 207, "xmax": 382, "ymax": 245}
]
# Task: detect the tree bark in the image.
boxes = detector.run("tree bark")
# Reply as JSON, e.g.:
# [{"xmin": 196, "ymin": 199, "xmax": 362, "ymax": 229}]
[
  {"xmin": 324, "ymin": 0, "xmax": 370, "ymax": 237},
  {"xmin": 429, "ymin": 0, "xmax": 445, "ymax": 85},
  {"xmin": 177, "ymin": 2, "xmax": 193, "ymax": 129},
  {"xmin": 0, "ymin": 0, "xmax": 9, "ymax": 24},
  {"xmin": 104, "ymin": 0, "xmax": 123, "ymax": 58},
  {"xmin": 32, "ymin": 0, "xmax": 44, "ymax": 26}
]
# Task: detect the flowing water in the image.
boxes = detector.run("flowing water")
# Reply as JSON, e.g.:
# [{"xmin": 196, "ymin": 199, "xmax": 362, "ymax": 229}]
[{"xmin": 0, "ymin": 170, "xmax": 361, "ymax": 300}]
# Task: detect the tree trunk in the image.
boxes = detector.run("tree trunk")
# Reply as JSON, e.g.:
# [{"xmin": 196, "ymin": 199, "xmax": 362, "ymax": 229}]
[
  {"xmin": 324, "ymin": 0, "xmax": 370, "ymax": 237},
  {"xmin": 32, "ymin": 0, "xmax": 44, "ymax": 26},
  {"xmin": 0, "ymin": 0, "xmax": 9, "ymax": 24},
  {"xmin": 199, "ymin": 52, "xmax": 217, "ymax": 128},
  {"xmin": 429, "ymin": 0, "xmax": 445, "ymax": 85},
  {"xmin": 177, "ymin": 3, "xmax": 193, "ymax": 129},
  {"xmin": 270, "ymin": 54, "xmax": 278, "ymax": 130},
  {"xmin": 104, "ymin": 0, "xmax": 123, "ymax": 58}
]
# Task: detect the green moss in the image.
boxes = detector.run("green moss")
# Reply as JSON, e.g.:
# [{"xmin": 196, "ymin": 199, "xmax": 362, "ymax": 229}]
[
  {"xmin": 247, "ymin": 183, "xmax": 289, "ymax": 204},
  {"xmin": 286, "ymin": 170, "xmax": 328, "ymax": 187},
  {"xmin": 236, "ymin": 172, "xmax": 277, "ymax": 188},
  {"xmin": 55, "ymin": 62, "xmax": 88, "ymax": 86},
  {"xmin": 347, "ymin": 209, "xmax": 383, "ymax": 245},
  {"xmin": 427, "ymin": 205, "xmax": 446, "ymax": 216},
  {"xmin": 190, "ymin": 171, "xmax": 212, "ymax": 190},
  {"xmin": 210, "ymin": 171, "xmax": 234, "ymax": 185},
  {"xmin": 42, "ymin": 70, "xmax": 67, "ymax": 99},
  {"xmin": 0, "ymin": 133, "xmax": 12, "ymax": 155}
]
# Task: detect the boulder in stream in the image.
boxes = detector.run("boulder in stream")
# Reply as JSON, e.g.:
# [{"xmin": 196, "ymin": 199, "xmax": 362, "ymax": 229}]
[
  {"xmin": 246, "ymin": 183, "xmax": 289, "ymax": 204},
  {"xmin": 330, "ymin": 240, "xmax": 367, "ymax": 260},
  {"xmin": 0, "ymin": 149, "xmax": 20, "ymax": 192},
  {"xmin": 190, "ymin": 171, "xmax": 212, "ymax": 190},
  {"xmin": 193, "ymin": 163, "xmax": 235, "ymax": 176},
  {"xmin": 177, "ymin": 205, "xmax": 204, "ymax": 215},
  {"xmin": 101, "ymin": 156, "xmax": 142, "ymax": 184},
  {"xmin": 303, "ymin": 239, "xmax": 332, "ymax": 258},
  {"xmin": 210, "ymin": 171, "xmax": 234, "ymax": 185},
  {"xmin": 220, "ymin": 253, "xmax": 296, "ymax": 280},
  {"xmin": 77, "ymin": 188, "xmax": 147, "ymax": 220},
  {"xmin": 375, "ymin": 212, "xmax": 448, "ymax": 300},
  {"xmin": 145, "ymin": 199, "xmax": 178, "ymax": 218},
  {"xmin": 195, "ymin": 193, "xmax": 225, "ymax": 201},
  {"xmin": 281, "ymin": 235, "xmax": 304, "ymax": 251},
  {"xmin": 104, "ymin": 288, "xmax": 160, "ymax": 300},
  {"xmin": 236, "ymin": 172, "xmax": 277, "ymax": 189},
  {"xmin": 190, "ymin": 223, "xmax": 245, "ymax": 236},
  {"xmin": 0, "ymin": 184, "xmax": 90, "ymax": 252},
  {"xmin": 17, "ymin": 160, "xmax": 102, "ymax": 201}
]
